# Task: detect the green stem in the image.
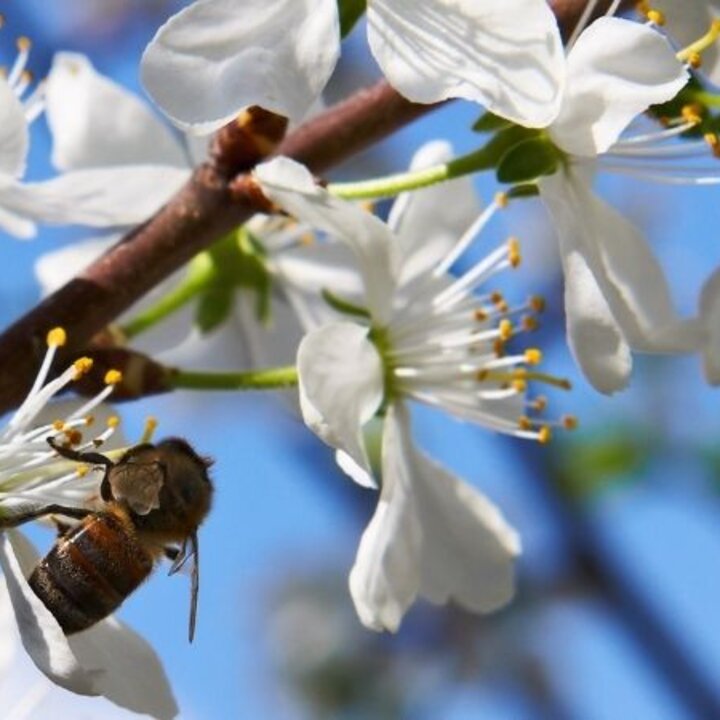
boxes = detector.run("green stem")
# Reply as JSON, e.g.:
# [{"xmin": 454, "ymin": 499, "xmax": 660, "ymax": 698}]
[
  {"xmin": 327, "ymin": 146, "xmax": 497, "ymax": 200},
  {"xmin": 170, "ymin": 365, "xmax": 298, "ymax": 391},
  {"xmin": 120, "ymin": 257, "xmax": 215, "ymax": 339}
]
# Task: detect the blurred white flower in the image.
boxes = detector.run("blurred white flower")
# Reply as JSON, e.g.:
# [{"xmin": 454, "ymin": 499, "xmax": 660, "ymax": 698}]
[
  {"xmin": 140, "ymin": 0, "xmax": 564, "ymax": 134},
  {"xmin": 539, "ymin": 17, "xmax": 703, "ymax": 393},
  {"xmin": 0, "ymin": 328, "xmax": 178, "ymax": 719},
  {"xmin": 255, "ymin": 156, "xmax": 574, "ymax": 632}
]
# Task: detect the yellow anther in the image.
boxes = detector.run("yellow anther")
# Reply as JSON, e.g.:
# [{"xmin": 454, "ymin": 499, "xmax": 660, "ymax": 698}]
[
  {"xmin": 688, "ymin": 51, "xmax": 703, "ymax": 69},
  {"xmin": 84, "ymin": 415, "xmax": 95, "ymax": 426},
  {"xmin": 493, "ymin": 339, "xmax": 506, "ymax": 357},
  {"xmin": 299, "ymin": 232, "xmax": 315, "ymax": 246},
  {"xmin": 141, "ymin": 416, "xmax": 159, "ymax": 443},
  {"xmin": 705, "ymin": 132, "xmax": 720, "ymax": 158},
  {"xmin": 681, "ymin": 104, "xmax": 703, "ymax": 126},
  {"xmin": 646, "ymin": 9, "xmax": 665, "ymax": 26},
  {"xmin": 538, "ymin": 426, "xmax": 552, "ymax": 444},
  {"xmin": 73, "ymin": 357, "xmax": 94, "ymax": 379},
  {"xmin": 16, "ymin": 36, "xmax": 31, "ymax": 52},
  {"xmin": 474, "ymin": 308, "xmax": 488, "ymax": 322},
  {"xmin": 524, "ymin": 348, "xmax": 543, "ymax": 366},
  {"xmin": 513, "ymin": 368, "xmax": 529, "ymax": 380},
  {"xmin": 360, "ymin": 200, "xmax": 376, "ymax": 214},
  {"xmin": 490, "ymin": 291, "xmax": 504, "ymax": 305},
  {"xmin": 499, "ymin": 319, "xmax": 513, "ymax": 341},
  {"xmin": 47, "ymin": 327, "xmax": 67, "ymax": 348},
  {"xmin": 529, "ymin": 295, "xmax": 546, "ymax": 313},
  {"xmin": 521, "ymin": 315, "xmax": 539, "ymax": 332},
  {"xmin": 512, "ymin": 378, "xmax": 527, "ymax": 393},
  {"xmin": 531, "ymin": 395, "xmax": 548, "ymax": 413},
  {"xmin": 518, "ymin": 416, "xmax": 532, "ymax": 431},
  {"xmin": 635, "ymin": 1, "xmax": 651, "ymax": 15},
  {"xmin": 508, "ymin": 237, "xmax": 521, "ymax": 268},
  {"xmin": 104, "ymin": 369, "xmax": 123, "ymax": 386},
  {"xmin": 107, "ymin": 415, "xmax": 120, "ymax": 428},
  {"xmin": 562, "ymin": 415, "xmax": 579, "ymax": 431},
  {"xmin": 20, "ymin": 69, "xmax": 33, "ymax": 84},
  {"xmin": 476, "ymin": 368, "xmax": 489, "ymax": 382},
  {"xmin": 76, "ymin": 464, "xmax": 89, "ymax": 478},
  {"xmin": 65, "ymin": 429, "xmax": 82, "ymax": 446},
  {"xmin": 52, "ymin": 419, "xmax": 65, "ymax": 431},
  {"xmin": 494, "ymin": 191, "xmax": 509, "ymax": 209}
]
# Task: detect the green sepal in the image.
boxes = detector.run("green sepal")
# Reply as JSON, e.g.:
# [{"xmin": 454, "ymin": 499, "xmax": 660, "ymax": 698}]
[
  {"xmin": 195, "ymin": 286, "xmax": 235, "ymax": 333},
  {"xmin": 472, "ymin": 111, "xmax": 514, "ymax": 133},
  {"xmin": 338, "ymin": 0, "xmax": 366, "ymax": 37},
  {"xmin": 192, "ymin": 228, "xmax": 273, "ymax": 334},
  {"xmin": 465, "ymin": 125, "xmax": 539, "ymax": 174},
  {"xmin": 496, "ymin": 137, "xmax": 561, "ymax": 184},
  {"xmin": 321, "ymin": 288, "xmax": 371, "ymax": 319},
  {"xmin": 506, "ymin": 183, "xmax": 540, "ymax": 199}
]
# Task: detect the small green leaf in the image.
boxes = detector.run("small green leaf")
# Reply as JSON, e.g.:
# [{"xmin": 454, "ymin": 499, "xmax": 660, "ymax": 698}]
[
  {"xmin": 472, "ymin": 112, "xmax": 513, "ymax": 133},
  {"xmin": 451, "ymin": 125, "xmax": 538, "ymax": 176},
  {"xmin": 195, "ymin": 287, "xmax": 234, "ymax": 333},
  {"xmin": 497, "ymin": 138, "xmax": 560, "ymax": 184},
  {"xmin": 338, "ymin": 0, "xmax": 366, "ymax": 37}
]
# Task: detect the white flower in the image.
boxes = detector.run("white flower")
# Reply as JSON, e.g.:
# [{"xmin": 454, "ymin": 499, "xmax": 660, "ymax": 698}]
[
  {"xmin": 254, "ymin": 156, "xmax": 574, "ymax": 631},
  {"xmin": 0, "ymin": 42, "xmax": 189, "ymax": 239},
  {"xmin": 0, "ymin": 328, "xmax": 178, "ymax": 719},
  {"xmin": 538, "ymin": 17, "xmax": 703, "ymax": 393},
  {"xmin": 140, "ymin": 0, "xmax": 564, "ymax": 134}
]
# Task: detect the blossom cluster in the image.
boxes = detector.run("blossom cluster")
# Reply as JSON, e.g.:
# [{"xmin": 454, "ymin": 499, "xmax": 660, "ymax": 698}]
[{"xmin": 0, "ymin": 0, "xmax": 720, "ymax": 717}]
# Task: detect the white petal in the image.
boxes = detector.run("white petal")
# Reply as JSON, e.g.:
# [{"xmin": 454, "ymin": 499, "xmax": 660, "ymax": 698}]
[
  {"xmin": 654, "ymin": 0, "xmax": 720, "ymax": 87},
  {"xmin": 411, "ymin": 441, "xmax": 520, "ymax": 612},
  {"xmin": 46, "ymin": 53, "xmax": 188, "ymax": 171},
  {"xmin": 700, "ymin": 267, "xmax": 720, "ymax": 384},
  {"xmin": 349, "ymin": 407, "xmax": 422, "ymax": 632},
  {"xmin": 540, "ymin": 175, "xmax": 631, "ymax": 393},
  {"xmin": 297, "ymin": 322, "xmax": 384, "ymax": 479},
  {"xmin": 550, "ymin": 17, "xmax": 688, "ymax": 156},
  {"xmin": 349, "ymin": 404, "xmax": 519, "ymax": 631},
  {"xmin": 335, "ymin": 449, "xmax": 376, "ymax": 489},
  {"xmin": 0, "ymin": 202, "xmax": 36, "ymax": 239},
  {"xmin": 69, "ymin": 618, "xmax": 178, "ymax": 720},
  {"xmin": 388, "ymin": 140, "xmax": 481, "ymax": 286},
  {"xmin": 256, "ymin": 157, "xmax": 398, "ymax": 323},
  {"xmin": 543, "ymin": 171, "xmax": 697, "ymax": 354},
  {"xmin": 1, "ymin": 166, "xmax": 189, "ymax": 227},
  {"xmin": 0, "ymin": 77, "xmax": 29, "ymax": 177},
  {"xmin": 272, "ymin": 241, "xmax": 363, "ymax": 300},
  {"xmin": 367, "ymin": 0, "xmax": 564, "ymax": 126},
  {"xmin": 0, "ymin": 531, "xmax": 100, "ymax": 696},
  {"xmin": 35, "ymin": 236, "xmax": 116, "ymax": 295},
  {"xmin": 141, "ymin": 0, "xmax": 340, "ymax": 133},
  {"xmin": 0, "ymin": 575, "xmax": 18, "ymax": 677}
]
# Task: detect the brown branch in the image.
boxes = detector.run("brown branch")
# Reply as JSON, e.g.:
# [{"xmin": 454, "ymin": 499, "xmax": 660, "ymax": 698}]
[{"xmin": 0, "ymin": 0, "xmax": 611, "ymax": 413}]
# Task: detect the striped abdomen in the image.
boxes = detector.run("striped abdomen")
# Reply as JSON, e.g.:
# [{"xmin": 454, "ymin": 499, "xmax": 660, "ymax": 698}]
[{"xmin": 29, "ymin": 512, "xmax": 153, "ymax": 634}]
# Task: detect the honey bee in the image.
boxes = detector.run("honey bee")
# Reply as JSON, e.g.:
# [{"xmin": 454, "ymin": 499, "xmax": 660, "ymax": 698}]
[{"xmin": 20, "ymin": 437, "xmax": 213, "ymax": 642}]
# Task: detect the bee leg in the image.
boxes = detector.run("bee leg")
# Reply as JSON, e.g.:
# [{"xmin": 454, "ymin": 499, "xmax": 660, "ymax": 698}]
[
  {"xmin": 46, "ymin": 437, "xmax": 116, "ymax": 502},
  {"xmin": 52, "ymin": 517, "xmax": 73, "ymax": 536},
  {"xmin": 0, "ymin": 504, "xmax": 92, "ymax": 528}
]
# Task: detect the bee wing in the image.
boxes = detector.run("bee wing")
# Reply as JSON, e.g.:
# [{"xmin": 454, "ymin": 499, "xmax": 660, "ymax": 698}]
[{"xmin": 108, "ymin": 460, "xmax": 165, "ymax": 515}]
